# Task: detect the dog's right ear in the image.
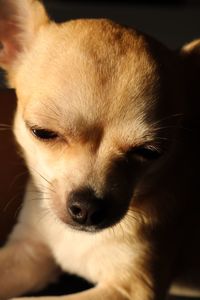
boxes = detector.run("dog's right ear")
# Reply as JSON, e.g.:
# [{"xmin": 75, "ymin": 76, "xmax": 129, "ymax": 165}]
[{"xmin": 0, "ymin": 0, "xmax": 49, "ymax": 75}]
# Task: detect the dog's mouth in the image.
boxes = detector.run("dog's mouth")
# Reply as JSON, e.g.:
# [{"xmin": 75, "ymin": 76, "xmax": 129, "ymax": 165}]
[
  {"xmin": 52, "ymin": 187, "xmax": 131, "ymax": 233},
  {"xmin": 51, "ymin": 151, "xmax": 146, "ymax": 233}
]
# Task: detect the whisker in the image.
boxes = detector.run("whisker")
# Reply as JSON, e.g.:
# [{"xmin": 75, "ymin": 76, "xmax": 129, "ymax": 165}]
[
  {"xmin": 29, "ymin": 167, "xmax": 56, "ymax": 191},
  {"xmin": 14, "ymin": 203, "xmax": 23, "ymax": 219},
  {"xmin": 30, "ymin": 197, "xmax": 51, "ymax": 201},
  {"xmin": 126, "ymin": 207, "xmax": 148, "ymax": 225},
  {"xmin": 35, "ymin": 171, "xmax": 52, "ymax": 186},
  {"xmin": 109, "ymin": 224, "xmax": 117, "ymax": 239},
  {"xmin": 2, "ymin": 189, "xmax": 24, "ymax": 213},
  {"xmin": 0, "ymin": 128, "xmax": 12, "ymax": 132},
  {"xmin": 119, "ymin": 222, "xmax": 125, "ymax": 240},
  {"xmin": 36, "ymin": 183, "xmax": 56, "ymax": 194},
  {"xmin": 0, "ymin": 123, "xmax": 12, "ymax": 129},
  {"xmin": 28, "ymin": 191, "xmax": 51, "ymax": 196},
  {"xmin": 38, "ymin": 209, "xmax": 51, "ymax": 225},
  {"xmin": 150, "ymin": 113, "xmax": 184, "ymax": 128},
  {"xmin": 9, "ymin": 171, "xmax": 28, "ymax": 190}
]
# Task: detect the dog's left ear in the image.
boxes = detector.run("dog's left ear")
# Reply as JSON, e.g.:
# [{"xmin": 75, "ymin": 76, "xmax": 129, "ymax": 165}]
[
  {"xmin": 179, "ymin": 39, "xmax": 200, "ymax": 115},
  {"xmin": 0, "ymin": 0, "xmax": 49, "ymax": 76},
  {"xmin": 180, "ymin": 39, "xmax": 200, "ymax": 67},
  {"xmin": 181, "ymin": 39, "xmax": 200, "ymax": 55}
]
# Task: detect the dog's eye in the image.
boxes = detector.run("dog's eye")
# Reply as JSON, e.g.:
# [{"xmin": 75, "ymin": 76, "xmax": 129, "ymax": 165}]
[
  {"xmin": 31, "ymin": 128, "xmax": 58, "ymax": 141},
  {"xmin": 128, "ymin": 145, "xmax": 162, "ymax": 161}
]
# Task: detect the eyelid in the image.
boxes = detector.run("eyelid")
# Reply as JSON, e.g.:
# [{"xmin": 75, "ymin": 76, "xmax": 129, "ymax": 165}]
[
  {"xmin": 25, "ymin": 121, "xmax": 58, "ymax": 138},
  {"xmin": 127, "ymin": 143, "xmax": 163, "ymax": 160},
  {"xmin": 25, "ymin": 121, "xmax": 56, "ymax": 133},
  {"xmin": 25, "ymin": 121, "xmax": 41, "ymax": 130},
  {"xmin": 143, "ymin": 144, "xmax": 161, "ymax": 153},
  {"xmin": 24, "ymin": 121, "xmax": 71, "ymax": 146}
]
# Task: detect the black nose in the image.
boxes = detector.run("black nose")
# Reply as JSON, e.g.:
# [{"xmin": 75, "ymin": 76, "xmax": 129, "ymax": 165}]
[{"xmin": 67, "ymin": 188, "xmax": 106, "ymax": 227}]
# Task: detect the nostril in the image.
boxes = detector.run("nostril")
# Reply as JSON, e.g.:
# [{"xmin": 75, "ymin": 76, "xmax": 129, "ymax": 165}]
[
  {"xmin": 68, "ymin": 203, "xmax": 87, "ymax": 224},
  {"xmin": 70, "ymin": 205, "xmax": 82, "ymax": 217}
]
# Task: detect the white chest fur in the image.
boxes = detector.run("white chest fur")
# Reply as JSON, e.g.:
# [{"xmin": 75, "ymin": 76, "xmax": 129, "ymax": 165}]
[
  {"xmin": 17, "ymin": 194, "xmax": 136, "ymax": 285},
  {"xmin": 44, "ymin": 219, "xmax": 135, "ymax": 284}
]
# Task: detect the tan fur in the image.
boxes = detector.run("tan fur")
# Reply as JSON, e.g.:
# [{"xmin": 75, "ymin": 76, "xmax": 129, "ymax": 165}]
[{"xmin": 0, "ymin": 1, "xmax": 200, "ymax": 300}]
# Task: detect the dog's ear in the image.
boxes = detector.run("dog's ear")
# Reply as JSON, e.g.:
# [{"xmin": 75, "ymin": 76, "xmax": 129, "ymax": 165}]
[
  {"xmin": 180, "ymin": 39, "xmax": 200, "ymax": 66},
  {"xmin": 181, "ymin": 39, "xmax": 200, "ymax": 54},
  {"xmin": 180, "ymin": 39, "xmax": 200, "ymax": 87},
  {"xmin": 0, "ymin": 0, "xmax": 49, "ymax": 73},
  {"xmin": 180, "ymin": 39, "xmax": 200, "ymax": 115}
]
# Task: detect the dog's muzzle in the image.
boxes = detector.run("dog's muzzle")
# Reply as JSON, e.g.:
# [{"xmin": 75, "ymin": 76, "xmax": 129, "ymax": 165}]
[{"xmin": 66, "ymin": 185, "xmax": 131, "ymax": 232}]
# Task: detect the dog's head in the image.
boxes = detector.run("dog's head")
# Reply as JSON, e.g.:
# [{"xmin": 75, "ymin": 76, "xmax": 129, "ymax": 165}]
[{"xmin": 0, "ymin": 0, "xmax": 196, "ymax": 232}]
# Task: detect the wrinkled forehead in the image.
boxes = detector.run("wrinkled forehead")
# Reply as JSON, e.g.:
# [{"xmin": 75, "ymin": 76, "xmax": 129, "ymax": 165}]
[{"xmin": 16, "ymin": 20, "xmax": 160, "ymax": 127}]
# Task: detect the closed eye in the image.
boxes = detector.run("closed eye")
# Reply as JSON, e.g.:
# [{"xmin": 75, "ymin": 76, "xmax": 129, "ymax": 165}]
[
  {"xmin": 127, "ymin": 144, "xmax": 162, "ymax": 161},
  {"xmin": 31, "ymin": 128, "xmax": 58, "ymax": 141}
]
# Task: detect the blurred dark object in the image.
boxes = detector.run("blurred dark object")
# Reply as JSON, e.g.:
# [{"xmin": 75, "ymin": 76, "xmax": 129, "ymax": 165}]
[
  {"xmin": 45, "ymin": 0, "xmax": 187, "ymax": 3},
  {"xmin": 29, "ymin": 273, "xmax": 92, "ymax": 297},
  {"xmin": 0, "ymin": 89, "xmax": 27, "ymax": 245},
  {"xmin": 44, "ymin": 0, "xmax": 192, "ymax": 4},
  {"xmin": 0, "ymin": 70, "xmax": 6, "ymax": 88}
]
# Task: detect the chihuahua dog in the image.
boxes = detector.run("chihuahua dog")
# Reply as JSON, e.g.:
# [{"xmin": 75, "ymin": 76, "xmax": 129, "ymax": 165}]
[{"xmin": 0, "ymin": 1, "xmax": 200, "ymax": 299}]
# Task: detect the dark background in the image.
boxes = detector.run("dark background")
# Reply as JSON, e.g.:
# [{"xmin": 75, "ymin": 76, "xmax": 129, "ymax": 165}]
[
  {"xmin": 1, "ymin": 1, "xmax": 200, "ymax": 299},
  {"xmin": 1, "ymin": 0, "xmax": 200, "ymax": 86},
  {"xmin": 42, "ymin": 0, "xmax": 200, "ymax": 48}
]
